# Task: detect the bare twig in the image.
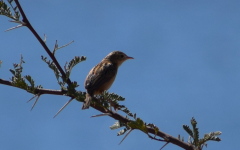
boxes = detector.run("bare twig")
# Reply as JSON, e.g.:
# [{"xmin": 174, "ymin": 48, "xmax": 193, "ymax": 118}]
[{"xmin": 53, "ymin": 40, "xmax": 74, "ymax": 55}]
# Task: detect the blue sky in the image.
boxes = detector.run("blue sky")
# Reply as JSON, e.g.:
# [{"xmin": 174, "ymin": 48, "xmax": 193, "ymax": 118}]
[{"xmin": 1, "ymin": 0, "xmax": 240, "ymax": 149}]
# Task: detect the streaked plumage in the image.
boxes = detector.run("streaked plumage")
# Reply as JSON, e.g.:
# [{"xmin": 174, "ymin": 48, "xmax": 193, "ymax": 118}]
[{"xmin": 82, "ymin": 51, "xmax": 133, "ymax": 109}]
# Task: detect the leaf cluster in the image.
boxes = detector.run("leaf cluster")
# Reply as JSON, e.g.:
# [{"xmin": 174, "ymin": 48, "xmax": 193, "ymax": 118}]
[
  {"xmin": 97, "ymin": 91, "xmax": 125, "ymax": 109},
  {"xmin": 10, "ymin": 55, "xmax": 42, "ymax": 94},
  {"xmin": 0, "ymin": 0, "xmax": 20, "ymax": 20},
  {"xmin": 41, "ymin": 55, "xmax": 86, "ymax": 100},
  {"xmin": 183, "ymin": 117, "xmax": 221, "ymax": 150},
  {"xmin": 109, "ymin": 105, "xmax": 160, "ymax": 145},
  {"xmin": 64, "ymin": 55, "xmax": 86, "ymax": 83}
]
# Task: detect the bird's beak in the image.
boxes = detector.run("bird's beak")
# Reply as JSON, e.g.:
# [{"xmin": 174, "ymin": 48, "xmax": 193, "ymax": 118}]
[{"xmin": 126, "ymin": 56, "xmax": 134, "ymax": 59}]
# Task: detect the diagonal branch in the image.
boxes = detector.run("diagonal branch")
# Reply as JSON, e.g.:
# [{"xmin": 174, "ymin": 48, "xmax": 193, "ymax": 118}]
[
  {"xmin": 0, "ymin": 77, "xmax": 194, "ymax": 149},
  {"xmin": 94, "ymin": 105, "xmax": 195, "ymax": 150},
  {"xmin": 14, "ymin": 0, "xmax": 72, "ymax": 86}
]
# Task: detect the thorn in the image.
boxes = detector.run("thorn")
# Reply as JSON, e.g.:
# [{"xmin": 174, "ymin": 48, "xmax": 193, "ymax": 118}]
[
  {"xmin": 160, "ymin": 142, "xmax": 169, "ymax": 150},
  {"xmin": 27, "ymin": 94, "xmax": 38, "ymax": 103},
  {"xmin": 5, "ymin": 20, "xmax": 26, "ymax": 32},
  {"xmin": 53, "ymin": 98, "xmax": 74, "ymax": 118},
  {"xmin": 119, "ymin": 129, "xmax": 133, "ymax": 145},
  {"xmin": 43, "ymin": 34, "xmax": 47, "ymax": 43},
  {"xmin": 9, "ymin": 20, "xmax": 25, "ymax": 24},
  {"xmin": 91, "ymin": 113, "xmax": 111, "ymax": 118},
  {"xmin": 30, "ymin": 94, "xmax": 41, "ymax": 111},
  {"xmin": 5, "ymin": 24, "xmax": 24, "ymax": 32}
]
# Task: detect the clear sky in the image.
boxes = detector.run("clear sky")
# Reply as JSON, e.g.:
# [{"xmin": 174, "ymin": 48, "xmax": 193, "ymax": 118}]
[{"xmin": 1, "ymin": 0, "xmax": 240, "ymax": 149}]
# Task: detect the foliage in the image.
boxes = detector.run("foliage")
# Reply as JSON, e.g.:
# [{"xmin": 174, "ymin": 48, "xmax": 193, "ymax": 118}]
[
  {"xmin": 0, "ymin": 0, "xmax": 20, "ymax": 21},
  {"xmin": 96, "ymin": 91, "xmax": 125, "ymax": 109},
  {"xmin": 41, "ymin": 55, "xmax": 86, "ymax": 90},
  {"xmin": 10, "ymin": 55, "xmax": 42, "ymax": 94},
  {"xmin": 64, "ymin": 55, "xmax": 86, "ymax": 84},
  {"xmin": 183, "ymin": 117, "xmax": 221, "ymax": 150},
  {"xmin": 109, "ymin": 102, "xmax": 160, "ymax": 144}
]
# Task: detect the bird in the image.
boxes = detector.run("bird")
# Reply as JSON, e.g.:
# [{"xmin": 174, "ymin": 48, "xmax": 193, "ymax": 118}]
[{"xmin": 82, "ymin": 51, "xmax": 134, "ymax": 110}]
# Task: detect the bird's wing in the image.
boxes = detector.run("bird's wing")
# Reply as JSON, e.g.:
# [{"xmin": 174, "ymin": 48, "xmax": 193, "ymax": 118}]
[{"xmin": 85, "ymin": 61, "xmax": 117, "ymax": 93}]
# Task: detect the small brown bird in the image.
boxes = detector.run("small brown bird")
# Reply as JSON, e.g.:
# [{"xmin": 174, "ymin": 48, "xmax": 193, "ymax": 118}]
[{"xmin": 82, "ymin": 51, "xmax": 133, "ymax": 109}]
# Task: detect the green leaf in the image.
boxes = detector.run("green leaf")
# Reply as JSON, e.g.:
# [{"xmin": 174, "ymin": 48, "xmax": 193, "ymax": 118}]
[
  {"xmin": 9, "ymin": 69, "xmax": 15, "ymax": 75},
  {"xmin": 25, "ymin": 75, "xmax": 35, "ymax": 92},
  {"xmin": 191, "ymin": 117, "xmax": 199, "ymax": 146},
  {"xmin": 98, "ymin": 91, "xmax": 126, "ymax": 110},
  {"xmin": 0, "ymin": 0, "xmax": 20, "ymax": 20},
  {"xmin": 183, "ymin": 125, "xmax": 194, "ymax": 138},
  {"xmin": 146, "ymin": 123, "xmax": 159, "ymax": 137},
  {"xmin": 65, "ymin": 55, "xmax": 86, "ymax": 78},
  {"xmin": 213, "ymin": 131, "xmax": 222, "ymax": 136},
  {"xmin": 203, "ymin": 132, "xmax": 221, "ymax": 142},
  {"xmin": 184, "ymin": 117, "xmax": 221, "ymax": 149},
  {"xmin": 121, "ymin": 107, "xmax": 133, "ymax": 117},
  {"xmin": 9, "ymin": 55, "xmax": 41, "ymax": 94},
  {"xmin": 66, "ymin": 81, "xmax": 78, "ymax": 96},
  {"xmin": 41, "ymin": 55, "xmax": 62, "ymax": 86},
  {"xmin": 128, "ymin": 118, "xmax": 148, "ymax": 134},
  {"xmin": 13, "ymin": 6, "xmax": 17, "ymax": 11},
  {"xmin": 73, "ymin": 91, "xmax": 86, "ymax": 102}
]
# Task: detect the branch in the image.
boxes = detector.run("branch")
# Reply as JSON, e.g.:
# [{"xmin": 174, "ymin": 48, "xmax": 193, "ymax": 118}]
[
  {"xmin": 14, "ymin": 0, "xmax": 72, "ymax": 86},
  {"xmin": 0, "ymin": 77, "xmax": 194, "ymax": 149},
  {"xmin": 0, "ymin": 78, "xmax": 67, "ymax": 95},
  {"xmin": 93, "ymin": 105, "xmax": 195, "ymax": 150}
]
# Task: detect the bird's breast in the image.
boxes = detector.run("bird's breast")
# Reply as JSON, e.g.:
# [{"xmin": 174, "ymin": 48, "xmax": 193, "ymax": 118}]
[{"xmin": 94, "ymin": 73, "xmax": 117, "ymax": 94}]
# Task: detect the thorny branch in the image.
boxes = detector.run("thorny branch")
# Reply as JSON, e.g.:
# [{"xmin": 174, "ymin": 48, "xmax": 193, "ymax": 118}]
[
  {"xmin": 0, "ymin": 78, "xmax": 195, "ymax": 150},
  {"xmin": 0, "ymin": 1, "xmax": 199, "ymax": 149},
  {"xmin": 14, "ymin": 0, "xmax": 72, "ymax": 86}
]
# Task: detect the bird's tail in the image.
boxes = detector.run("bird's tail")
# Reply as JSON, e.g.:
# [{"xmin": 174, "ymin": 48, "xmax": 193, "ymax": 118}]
[{"xmin": 82, "ymin": 93, "xmax": 92, "ymax": 110}]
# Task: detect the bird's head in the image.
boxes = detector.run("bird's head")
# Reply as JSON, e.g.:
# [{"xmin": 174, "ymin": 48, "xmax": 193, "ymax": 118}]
[{"xmin": 105, "ymin": 51, "xmax": 133, "ymax": 67}]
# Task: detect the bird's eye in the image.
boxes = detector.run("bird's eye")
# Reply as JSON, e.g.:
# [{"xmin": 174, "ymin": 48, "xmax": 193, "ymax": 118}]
[{"xmin": 121, "ymin": 55, "xmax": 124, "ymax": 58}]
